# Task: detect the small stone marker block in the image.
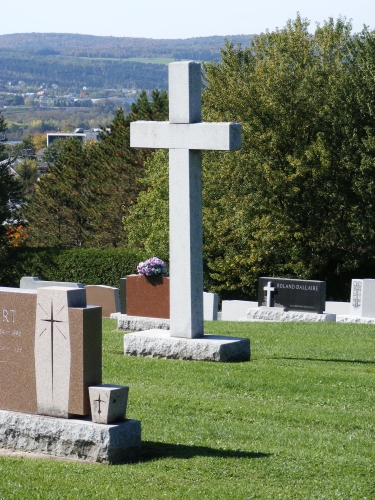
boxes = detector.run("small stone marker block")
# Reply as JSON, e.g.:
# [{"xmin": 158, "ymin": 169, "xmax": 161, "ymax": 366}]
[
  {"xmin": 124, "ymin": 330, "xmax": 250, "ymax": 362},
  {"xmin": 85, "ymin": 285, "xmax": 120, "ymax": 318},
  {"xmin": 89, "ymin": 385, "xmax": 129, "ymax": 424},
  {"xmin": 0, "ymin": 409, "xmax": 141, "ymax": 464}
]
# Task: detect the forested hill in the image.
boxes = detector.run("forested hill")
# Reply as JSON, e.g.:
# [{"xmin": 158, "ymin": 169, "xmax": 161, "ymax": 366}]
[
  {"xmin": 0, "ymin": 33, "xmax": 254, "ymax": 90},
  {"xmin": 0, "ymin": 33, "xmax": 254, "ymax": 60}
]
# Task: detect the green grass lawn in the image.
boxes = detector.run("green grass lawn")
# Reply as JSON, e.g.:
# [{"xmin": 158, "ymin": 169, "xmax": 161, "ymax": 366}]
[{"xmin": 0, "ymin": 320, "xmax": 374, "ymax": 499}]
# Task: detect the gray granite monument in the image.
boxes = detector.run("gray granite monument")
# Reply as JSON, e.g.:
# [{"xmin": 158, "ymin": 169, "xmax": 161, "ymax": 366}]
[{"xmin": 125, "ymin": 61, "xmax": 249, "ymax": 361}]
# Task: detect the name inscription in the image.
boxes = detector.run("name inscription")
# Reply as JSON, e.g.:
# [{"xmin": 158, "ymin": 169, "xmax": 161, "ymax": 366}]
[
  {"xmin": 2, "ymin": 309, "xmax": 16, "ymax": 323},
  {"xmin": 0, "ymin": 309, "xmax": 22, "ymax": 360}
]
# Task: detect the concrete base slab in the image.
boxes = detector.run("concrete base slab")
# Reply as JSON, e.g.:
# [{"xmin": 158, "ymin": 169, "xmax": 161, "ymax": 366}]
[
  {"xmin": 0, "ymin": 410, "xmax": 141, "ymax": 464},
  {"xmin": 124, "ymin": 330, "xmax": 250, "ymax": 362},
  {"xmin": 111, "ymin": 313, "xmax": 170, "ymax": 332},
  {"xmin": 242, "ymin": 308, "xmax": 336, "ymax": 322},
  {"xmin": 336, "ymin": 315, "xmax": 375, "ymax": 324}
]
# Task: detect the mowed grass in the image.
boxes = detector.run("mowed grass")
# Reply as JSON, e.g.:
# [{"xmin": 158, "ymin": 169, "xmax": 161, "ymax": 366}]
[{"xmin": 0, "ymin": 320, "xmax": 374, "ymax": 499}]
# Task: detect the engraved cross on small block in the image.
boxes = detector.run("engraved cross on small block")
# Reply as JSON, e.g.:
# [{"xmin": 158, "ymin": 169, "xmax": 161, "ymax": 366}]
[{"xmin": 130, "ymin": 61, "xmax": 242, "ymax": 339}]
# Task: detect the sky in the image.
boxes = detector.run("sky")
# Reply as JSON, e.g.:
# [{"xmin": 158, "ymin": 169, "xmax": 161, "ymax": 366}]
[{"xmin": 1, "ymin": 0, "xmax": 374, "ymax": 39}]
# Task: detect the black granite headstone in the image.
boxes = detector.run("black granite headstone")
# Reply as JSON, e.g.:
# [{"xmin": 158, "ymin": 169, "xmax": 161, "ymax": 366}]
[
  {"xmin": 120, "ymin": 277, "xmax": 127, "ymax": 314},
  {"xmin": 258, "ymin": 277, "xmax": 326, "ymax": 313}
]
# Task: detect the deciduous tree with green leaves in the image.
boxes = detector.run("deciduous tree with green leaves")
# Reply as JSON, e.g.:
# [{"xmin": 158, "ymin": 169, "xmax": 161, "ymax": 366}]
[{"xmin": 202, "ymin": 16, "xmax": 375, "ymax": 300}]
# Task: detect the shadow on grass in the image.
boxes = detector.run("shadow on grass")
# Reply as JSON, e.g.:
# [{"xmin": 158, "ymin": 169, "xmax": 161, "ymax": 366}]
[
  {"xmin": 140, "ymin": 441, "xmax": 271, "ymax": 462},
  {"xmin": 272, "ymin": 356, "xmax": 375, "ymax": 365}
]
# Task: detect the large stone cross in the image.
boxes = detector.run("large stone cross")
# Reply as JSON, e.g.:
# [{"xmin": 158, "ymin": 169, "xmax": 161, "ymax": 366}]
[{"xmin": 130, "ymin": 61, "xmax": 241, "ymax": 339}]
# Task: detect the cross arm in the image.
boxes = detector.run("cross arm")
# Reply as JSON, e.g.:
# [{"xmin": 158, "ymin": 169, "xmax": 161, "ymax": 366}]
[{"xmin": 130, "ymin": 121, "xmax": 242, "ymax": 151}]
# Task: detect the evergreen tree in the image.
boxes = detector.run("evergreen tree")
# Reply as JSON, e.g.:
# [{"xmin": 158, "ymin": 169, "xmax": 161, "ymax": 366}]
[
  {"xmin": 23, "ymin": 90, "xmax": 168, "ymax": 248},
  {"xmin": 25, "ymin": 138, "xmax": 94, "ymax": 247}
]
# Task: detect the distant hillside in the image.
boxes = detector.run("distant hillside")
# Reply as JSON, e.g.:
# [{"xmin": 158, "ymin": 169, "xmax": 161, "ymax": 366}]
[
  {"xmin": 0, "ymin": 52, "xmax": 169, "ymax": 90},
  {"xmin": 0, "ymin": 33, "xmax": 254, "ymax": 60},
  {"xmin": 0, "ymin": 33, "xmax": 254, "ymax": 90}
]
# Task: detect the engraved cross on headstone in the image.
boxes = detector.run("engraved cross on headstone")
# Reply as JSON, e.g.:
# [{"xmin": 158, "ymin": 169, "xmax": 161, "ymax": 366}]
[
  {"xmin": 130, "ymin": 61, "xmax": 242, "ymax": 339},
  {"xmin": 39, "ymin": 301, "xmax": 66, "ymax": 393},
  {"xmin": 263, "ymin": 281, "xmax": 275, "ymax": 308}
]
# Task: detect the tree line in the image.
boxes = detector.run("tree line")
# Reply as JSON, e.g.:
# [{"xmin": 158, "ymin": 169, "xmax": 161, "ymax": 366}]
[
  {"xmin": 0, "ymin": 33, "xmax": 253, "ymax": 60},
  {"xmin": 0, "ymin": 52, "xmax": 168, "ymax": 90}
]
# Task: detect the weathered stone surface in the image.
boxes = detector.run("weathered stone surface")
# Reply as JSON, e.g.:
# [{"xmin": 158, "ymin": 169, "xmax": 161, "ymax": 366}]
[
  {"xmin": 124, "ymin": 330, "xmax": 250, "ymax": 362},
  {"xmin": 0, "ymin": 409, "xmax": 141, "ymax": 464},
  {"xmin": 89, "ymin": 385, "xmax": 129, "ymax": 424},
  {"xmin": 243, "ymin": 308, "xmax": 336, "ymax": 322},
  {"xmin": 336, "ymin": 315, "xmax": 375, "ymax": 324},
  {"xmin": 115, "ymin": 314, "xmax": 170, "ymax": 331}
]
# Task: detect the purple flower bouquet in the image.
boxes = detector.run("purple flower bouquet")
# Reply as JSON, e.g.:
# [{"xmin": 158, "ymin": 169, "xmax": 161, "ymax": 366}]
[{"xmin": 137, "ymin": 257, "xmax": 167, "ymax": 276}]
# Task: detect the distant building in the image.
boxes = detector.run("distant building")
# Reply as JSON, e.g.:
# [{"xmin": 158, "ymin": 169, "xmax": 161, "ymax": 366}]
[{"xmin": 47, "ymin": 130, "xmax": 100, "ymax": 146}]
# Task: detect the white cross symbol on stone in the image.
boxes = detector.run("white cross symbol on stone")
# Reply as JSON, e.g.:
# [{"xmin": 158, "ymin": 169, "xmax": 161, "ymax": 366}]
[
  {"xmin": 263, "ymin": 281, "xmax": 275, "ymax": 308},
  {"xmin": 130, "ymin": 61, "xmax": 242, "ymax": 339}
]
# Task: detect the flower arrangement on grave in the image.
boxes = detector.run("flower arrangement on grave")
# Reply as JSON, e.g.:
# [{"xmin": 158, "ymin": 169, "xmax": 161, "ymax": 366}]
[{"xmin": 137, "ymin": 257, "xmax": 167, "ymax": 276}]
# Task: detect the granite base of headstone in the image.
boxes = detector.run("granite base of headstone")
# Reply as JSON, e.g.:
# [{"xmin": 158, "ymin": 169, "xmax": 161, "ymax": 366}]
[
  {"xmin": 243, "ymin": 308, "xmax": 336, "ymax": 322},
  {"xmin": 124, "ymin": 329, "xmax": 250, "ymax": 362},
  {"xmin": 112, "ymin": 313, "xmax": 170, "ymax": 331},
  {"xmin": 0, "ymin": 410, "xmax": 141, "ymax": 464},
  {"xmin": 336, "ymin": 279, "xmax": 375, "ymax": 323}
]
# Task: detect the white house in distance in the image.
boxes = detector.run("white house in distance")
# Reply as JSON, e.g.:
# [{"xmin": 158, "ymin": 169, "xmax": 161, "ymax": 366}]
[{"xmin": 47, "ymin": 129, "xmax": 100, "ymax": 147}]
